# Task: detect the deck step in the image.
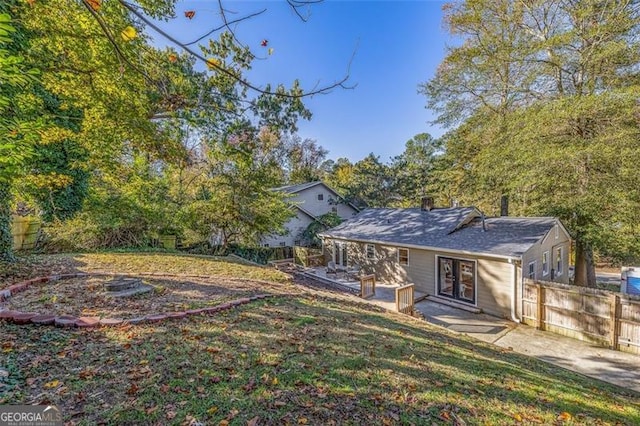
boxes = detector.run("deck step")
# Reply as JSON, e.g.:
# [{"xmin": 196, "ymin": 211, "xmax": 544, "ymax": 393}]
[{"xmin": 422, "ymin": 295, "xmax": 482, "ymax": 313}]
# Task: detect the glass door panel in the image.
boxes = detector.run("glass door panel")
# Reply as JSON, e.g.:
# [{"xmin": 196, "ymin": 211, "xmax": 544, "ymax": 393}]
[
  {"xmin": 438, "ymin": 258, "xmax": 454, "ymax": 297},
  {"xmin": 457, "ymin": 260, "xmax": 475, "ymax": 303}
]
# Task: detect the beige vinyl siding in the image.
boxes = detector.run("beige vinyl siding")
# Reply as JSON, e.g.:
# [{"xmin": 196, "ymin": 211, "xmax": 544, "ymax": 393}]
[
  {"xmin": 475, "ymin": 257, "xmax": 514, "ymax": 318},
  {"xmin": 342, "ymin": 242, "xmax": 435, "ymax": 293},
  {"xmin": 324, "ymin": 238, "xmax": 515, "ymax": 318},
  {"xmin": 522, "ymin": 223, "xmax": 571, "ymax": 284}
]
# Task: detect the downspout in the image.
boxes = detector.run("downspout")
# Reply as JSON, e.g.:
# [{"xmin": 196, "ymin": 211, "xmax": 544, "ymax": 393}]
[{"xmin": 510, "ymin": 258, "xmax": 521, "ymax": 323}]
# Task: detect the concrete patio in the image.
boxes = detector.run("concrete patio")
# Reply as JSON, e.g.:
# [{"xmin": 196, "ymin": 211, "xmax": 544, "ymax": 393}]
[{"xmin": 301, "ymin": 265, "xmax": 427, "ymax": 312}]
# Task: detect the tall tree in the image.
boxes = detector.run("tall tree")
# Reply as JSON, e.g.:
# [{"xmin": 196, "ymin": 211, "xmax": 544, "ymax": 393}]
[
  {"xmin": 0, "ymin": 6, "xmax": 39, "ymax": 261},
  {"xmin": 422, "ymin": 0, "xmax": 640, "ymax": 286},
  {"xmin": 390, "ymin": 133, "xmax": 442, "ymax": 207},
  {"xmin": 283, "ymin": 135, "xmax": 328, "ymax": 184}
]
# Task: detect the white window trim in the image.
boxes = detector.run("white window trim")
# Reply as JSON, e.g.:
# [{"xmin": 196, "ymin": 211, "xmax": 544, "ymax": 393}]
[
  {"xmin": 542, "ymin": 251, "xmax": 549, "ymax": 276},
  {"xmin": 556, "ymin": 247, "xmax": 563, "ymax": 276},
  {"xmin": 398, "ymin": 248, "xmax": 409, "ymax": 266},
  {"xmin": 528, "ymin": 261, "xmax": 536, "ymax": 280},
  {"xmin": 366, "ymin": 244, "xmax": 375, "ymax": 259}
]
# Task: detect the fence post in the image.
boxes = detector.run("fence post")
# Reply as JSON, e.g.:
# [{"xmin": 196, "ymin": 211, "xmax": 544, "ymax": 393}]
[
  {"xmin": 537, "ymin": 284, "xmax": 545, "ymax": 331},
  {"xmin": 610, "ymin": 293, "xmax": 620, "ymax": 350}
]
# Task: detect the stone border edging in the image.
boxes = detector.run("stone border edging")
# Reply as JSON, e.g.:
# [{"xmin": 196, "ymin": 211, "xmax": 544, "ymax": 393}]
[{"xmin": 0, "ymin": 273, "xmax": 277, "ymax": 329}]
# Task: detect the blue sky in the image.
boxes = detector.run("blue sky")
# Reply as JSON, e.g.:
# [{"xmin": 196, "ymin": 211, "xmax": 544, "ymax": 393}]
[{"xmin": 147, "ymin": 1, "xmax": 449, "ymax": 162}]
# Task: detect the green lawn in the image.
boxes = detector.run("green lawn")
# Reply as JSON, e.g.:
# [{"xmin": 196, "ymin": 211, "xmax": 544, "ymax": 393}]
[{"xmin": 1, "ymin": 254, "xmax": 639, "ymax": 425}]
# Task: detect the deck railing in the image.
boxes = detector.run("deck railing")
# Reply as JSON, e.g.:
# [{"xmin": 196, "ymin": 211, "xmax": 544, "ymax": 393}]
[
  {"xmin": 396, "ymin": 284, "xmax": 415, "ymax": 315},
  {"xmin": 360, "ymin": 274, "xmax": 376, "ymax": 299}
]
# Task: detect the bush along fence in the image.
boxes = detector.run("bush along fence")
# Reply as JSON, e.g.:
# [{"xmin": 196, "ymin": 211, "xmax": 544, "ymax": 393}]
[
  {"xmin": 11, "ymin": 215, "xmax": 41, "ymax": 250},
  {"xmin": 521, "ymin": 278, "xmax": 640, "ymax": 355}
]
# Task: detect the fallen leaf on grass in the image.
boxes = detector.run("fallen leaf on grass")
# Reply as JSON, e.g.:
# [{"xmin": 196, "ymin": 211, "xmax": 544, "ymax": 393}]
[
  {"xmin": 557, "ymin": 412, "xmax": 572, "ymax": 421},
  {"xmin": 207, "ymin": 406, "xmax": 218, "ymax": 415},
  {"xmin": 247, "ymin": 416, "xmax": 259, "ymax": 426},
  {"xmin": 146, "ymin": 406, "xmax": 158, "ymax": 415},
  {"xmin": 126, "ymin": 383, "xmax": 139, "ymax": 395},
  {"xmin": 297, "ymin": 418, "xmax": 308, "ymax": 425},
  {"xmin": 43, "ymin": 380, "xmax": 60, "ymax": 389},
  {"xmin": 166, "ymin": 410, "xmax": 176, "ymax": 420},
  {"xmin": 513, "ymin": 413, "xmax": 523, "ymax": 422}
]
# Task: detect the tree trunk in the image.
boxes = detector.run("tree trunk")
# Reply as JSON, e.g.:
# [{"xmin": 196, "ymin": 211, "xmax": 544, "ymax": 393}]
[
  {"xmin": 0, "ymin": 185, "xmax": 15, "ymax": 262},
  {"xmin": 574, "ymin": 239, "xmax": 596, "ymax": 287}
]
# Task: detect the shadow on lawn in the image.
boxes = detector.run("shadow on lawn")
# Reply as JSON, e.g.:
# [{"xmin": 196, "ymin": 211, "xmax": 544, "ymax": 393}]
[
  {"xmin": 3, "ymin": 293, "xmax": 639, "ymax": 425},
  {"xmin": 92, "ymin": 298, "xmax": 640, "ymax": 423}
]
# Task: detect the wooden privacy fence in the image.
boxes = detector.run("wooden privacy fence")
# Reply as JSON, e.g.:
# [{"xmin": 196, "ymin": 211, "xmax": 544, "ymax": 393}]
[
  {"xmin": 360, "ymin": 274, "xmax": 376, "ymax": 299},
  {"xmin": 11, "ymin": 216, "xmax": 41, "ymax": 250},
  {"xmin": 522, "ymin": 278, "xmax": 640, "ymax": 354},
  {"xmin": 294, "ymin": 246, "xmax": 325, "ymax": 267},
  {"xmin": 396, "ymin": 283, "xmax": 415, "ymax": 315}
]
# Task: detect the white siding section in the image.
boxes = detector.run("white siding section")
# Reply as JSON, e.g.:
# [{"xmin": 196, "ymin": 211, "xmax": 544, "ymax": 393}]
[
  {"xmin": 262, "ymin": 212, "xmax": 314, "ymax": 247},
  {"xmin": 262, "ymin": 182, "xmax": 358, "ymax": 247}
]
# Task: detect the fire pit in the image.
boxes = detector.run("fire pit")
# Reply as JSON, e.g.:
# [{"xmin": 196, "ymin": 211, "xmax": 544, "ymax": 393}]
[{"xmin": 104, "ymin": 276, "xmax": 153, "ymax": 298}]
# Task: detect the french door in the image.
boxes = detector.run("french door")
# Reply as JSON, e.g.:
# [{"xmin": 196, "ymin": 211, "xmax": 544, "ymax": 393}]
[
  {"xmin": 437, "ymin": 257, "xmax": 476, "ymax": 304},
  {"xmin": 334, "ymin": 242, "xmax": 347, "ymax": 268}
]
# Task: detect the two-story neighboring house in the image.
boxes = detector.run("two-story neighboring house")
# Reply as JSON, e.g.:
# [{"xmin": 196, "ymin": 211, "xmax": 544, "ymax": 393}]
[{"xmin": 262, "ymin": 181, "xmax": 359, "ymax": 248}]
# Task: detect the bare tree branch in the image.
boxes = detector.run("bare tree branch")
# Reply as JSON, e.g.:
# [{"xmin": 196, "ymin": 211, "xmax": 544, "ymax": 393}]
[
  {"xmin": 184, "ymin": 8, "xmax": 267, "ymax": 46},
  {"xmin": 287, "ymin": 0, "xmax": 324, "ymax": 22},
  {"xmin": 118, "ymin": 0, "xmax": 351, "ymax": 98}
]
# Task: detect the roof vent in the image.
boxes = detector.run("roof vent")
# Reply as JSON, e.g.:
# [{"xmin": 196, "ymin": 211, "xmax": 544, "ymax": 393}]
[{"xmin": 421, "ymin": 197, "xmax": 435, "ymax": 212}]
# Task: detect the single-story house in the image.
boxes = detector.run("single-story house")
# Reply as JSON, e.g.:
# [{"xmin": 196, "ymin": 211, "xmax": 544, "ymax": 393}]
[
  {"xmin": 318, "ymin": 201, "xmax": 571, "ymax": 319},
  {"xmin": 261, "ymin": 181, "xmax": 359, "ymax": 247}
]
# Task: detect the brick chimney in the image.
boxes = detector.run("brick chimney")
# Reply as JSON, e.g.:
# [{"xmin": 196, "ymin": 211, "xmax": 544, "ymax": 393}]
[{"xmin": 421, "ymin": 196, "xmax": 435, "ymax": 211}]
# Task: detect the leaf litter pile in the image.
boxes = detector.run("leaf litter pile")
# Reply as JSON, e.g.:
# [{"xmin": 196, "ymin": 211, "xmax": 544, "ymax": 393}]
[{"xmin": 1, "ymin": 253, "xmax": 639, "ymax": 425}]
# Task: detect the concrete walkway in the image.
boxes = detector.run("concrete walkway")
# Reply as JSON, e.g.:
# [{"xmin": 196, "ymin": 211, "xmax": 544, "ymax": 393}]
[{"xmin": 414, "ymin": 298, "xmax": 640, "ymax": 393}]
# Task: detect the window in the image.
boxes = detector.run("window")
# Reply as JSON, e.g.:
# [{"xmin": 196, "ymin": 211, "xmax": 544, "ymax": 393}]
[
  {"xmin": 555, "ymin": 224, "xmax": 559, "ymax": 239},
  {"xmin": 555, "ymin": 247, "xmax": 563, "ymax": 275},
  {"xmin": 294, "ymin": 240, "xmax": 301, "ymax": 246},
  {"xmin": 542, "ymin": 251, "xmax": 549, "ymax": 276},
  {"xmin": 528, "ymin": 261, "xmax": 536, "ymax": 279},
  {"xmin": 398, "ymin": 248, "xmax": 409, "ymax": 266},
  {"xmin": 437, "ymin": 257, "xmax": 475, "ymax": 304},
  {"xmin": 366, "ymin": 244, "xmax": 375, "ymax": 259},
  {"xmin": 317, "ymin": 194, "xmax": 324, "ymax": 201},
  {"xmin": 263, "ymin": 243, "xmax": 270, "ymax": 247},
  {"xmin": 331, "ymin": 206, "xmax": 338, "ymax": 213},
  {"xmin": 279, "ymin": 242, "xmax": 286, "ymax": 247}
]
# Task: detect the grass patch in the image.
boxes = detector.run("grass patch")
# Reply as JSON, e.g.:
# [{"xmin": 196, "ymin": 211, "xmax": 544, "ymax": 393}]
[{"xmin": 1, "ymin": 253, "xmax": 639, "ymax": 425}]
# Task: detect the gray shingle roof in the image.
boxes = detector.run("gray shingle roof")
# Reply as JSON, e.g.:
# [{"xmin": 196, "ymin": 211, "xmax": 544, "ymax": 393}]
[
  {"xmin": 319, "ymin": 207, "xmax": 558, "ymax": 258},
  {"xmin": 272, "ymin": 181, "xmax": 322, "ymax": 194}
]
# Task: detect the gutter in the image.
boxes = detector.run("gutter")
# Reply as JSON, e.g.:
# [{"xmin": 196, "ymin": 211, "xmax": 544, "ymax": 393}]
[{"xmin": 510, "ymin": 258, "xmax": 521, "ymax": 323}]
